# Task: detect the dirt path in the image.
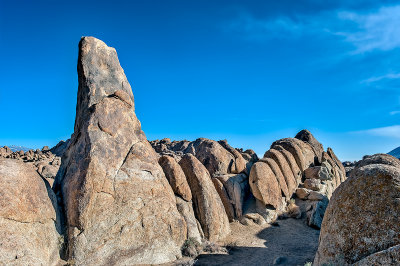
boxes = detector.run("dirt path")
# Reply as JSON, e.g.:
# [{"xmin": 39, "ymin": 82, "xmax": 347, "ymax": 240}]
[{"xmin": 195, "ymin": 217, "xmax": 319, "ymax": 266}]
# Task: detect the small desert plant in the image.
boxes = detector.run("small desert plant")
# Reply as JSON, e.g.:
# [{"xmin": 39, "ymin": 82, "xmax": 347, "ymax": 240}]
[
  {"xmin": 58, "ymin": 235, "xmax": 65, "ymax": 250},
  {"xmin": 202, "ymin": 240, "xmax": 226, "ymax": 253},
  {"xmin": 176, "ymin": 259, "xmax": 198, "ymax": 266},
  {"xmin": 66, "ymin": 259, "xmax": 75, "ymax": 266},
  {"xmin": 181, "ymin": 237, "xmax": 202, "ymax": 257}
]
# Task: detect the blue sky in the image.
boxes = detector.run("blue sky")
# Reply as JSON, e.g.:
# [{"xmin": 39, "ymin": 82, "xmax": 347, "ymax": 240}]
[{"xmin": 1, "ymin": 0, "xmax": 400, "ymax": 161}]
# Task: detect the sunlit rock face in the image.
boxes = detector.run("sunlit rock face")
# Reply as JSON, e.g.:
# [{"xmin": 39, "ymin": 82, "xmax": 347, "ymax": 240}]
[
  {"xmin": 249, "ymin": 130, "xmax": 346, "ymax": 228},
  {"xmin": 314, "ymin": 154, "xmax": 400, "ymax": 265},
  {"xmin": 54, "ymin": 37, "xmax": 186, "ymax": 265},
  {"xmin": 0, "ymin": 158, "xmax": 62, "ymax": 265}
]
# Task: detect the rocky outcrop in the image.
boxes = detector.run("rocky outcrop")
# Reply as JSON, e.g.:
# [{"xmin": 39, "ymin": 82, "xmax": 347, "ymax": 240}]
[
  {"xmin": 264, "ymin": 148, "xmax": 297, "ymax": 196},
  {"xmin": 295, "ymin": 129, "xmax": 323, "ymax": 164},
  {"xmin": 54, "ymin": 37, "xmax": 186, "ymax": 265},
  {"xmin": 212, "ymin": 178, "xmax": 235, "ymax": 221},
  {"xmin": 0, "ymin": 146, "xmax": 11, "ymax": 157},
  {"xmin": 261, "ymin": 157, "xmax": 291, "ymax": 199},
  {"xmin": 343, "ymin": 161, "xmax": 356, "ymax": 177},
  {"xmin": 151, "ymin": 137, "xmax": 254, "ymax": 226},
  {"xmin": 187, "ymin": 138, "xmax": 245, "ymax": 176},
  {"xmin": 215, "ymin": 173, "xmax": 249, "ymax": 219},
  {"xmin": 249, "ymin": 161, "xmax": 283, "ymax": 210},
  {"xmin": 0, "ymin": 158, "xmax": 62, "ymax": 265},
  {"xmin": 1, "ymin": 145, "xmax": 62, "ymax": 187},
  {"xmin": 314, "ymin": 154, "xmax": 400, "ymax": 265},
  {"xmin": 179, "ymin": 154, "xmax": 230, "ymax": 242},
  {"xmin": 50, "ymin": 139, "xmax": 70, "ymax": 157},
  {"xmin": 353, "ymin": 244, "xmax": 400, "ymax": 265},
  {"xmin": 274, "ymin": 145, "xmax": 302, "ymax": 184},
  {"xmin": 176, "ymin": 197, "xmax": 204, "ymax": 243},
  {"xmin": 150, "ymin": 138, "xmax": 248, "ymax": 176},
  {"xmin": 159, "ymin": 155, "xmax": 192, "ymax": 201},
  {"xmin": 250, "ymin": 130, "xmax": 345, "ymax": 228},
  {"xmin": 217, "ymin": 140, "xmax": 247, "ymax": 174},
  {"xmin": 1, "ymin": 145, "xmax": 59, "ymax": 163},
  {"xmin": 355, "ymin": 153, "xmax": 400, "ymax": 168},
  {"xmin": 237, "ymin": 148, "xmax": 259, "ymax": 175},
  {"xmin": 271, "ymin": 138, "xmax": 316, "ymax": 171}
]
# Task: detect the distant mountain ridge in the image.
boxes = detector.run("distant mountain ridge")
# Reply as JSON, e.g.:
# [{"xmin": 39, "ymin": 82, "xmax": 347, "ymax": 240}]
[
  {"xmin": 388, "ymin": 146, "xmax": 400, "ymax": 159},
  {"xmin": 5, "ymin": 145, "xmax": 31, "ymax": 152}
]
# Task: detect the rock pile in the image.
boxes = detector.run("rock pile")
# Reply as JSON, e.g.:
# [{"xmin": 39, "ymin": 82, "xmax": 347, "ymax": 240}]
[
  {"xmin": 314, "ymin": 153, "xmax": 400, "ymax": 265},
  {"xmin": 248, "ymin": 130, "xmax": 346, "ymax": 228},
  {"xmin": 151, "ymin": 130, "xmax": 345, "ymax": 231},
  {"xmin": 0, "ymin": 36, "xmax": 352, "ymax": 265},
  {"xmin": 0, "ymin": 145, "xmax": 62, "ymax": 186},
  {"xmin": 150, "ymin": 137, "xmax": 258, "ymax": 223}
]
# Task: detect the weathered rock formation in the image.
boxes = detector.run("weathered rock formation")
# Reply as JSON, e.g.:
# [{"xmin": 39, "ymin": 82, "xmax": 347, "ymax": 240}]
[
  {"xmin": 249, "ymin": 130, "xmax": 345, "ymax": 228},
  {"xmin": 214, "ymin": 173, "xmax": 249, "ymax": 219},
  {"xmin": 179, "ymin": 154, "xmax": 231, "ymax": 242},
  {"xmin": 249, "ymin": 161, "xmax": 283, "ymax": 209},
  {"xmin": 0, "ymin": 158, "xmax": 62, "ymax": 265},
  {"xmin": 159, "ymin": 155, "xmax": 192, "ymax": 201},
  {"xmin": 185, "ymin": 138, "xmax": 245, "ymax": 176},
  {"xmin": 314, "ymin": 154, "xmax": 400, "ymax": 265},
  {"xmin": 0, "ymin": 145, "xmax": 62, "ymax": 186},
  {"xmin": 151, "ymin": 137, "xmax": 255, "ymax": 224},
  {"xmin": 150, "ymin": 138, "xmax": 248, "ymax": 176},
  {"xmin": 175, "ymin": 197, "xmax": 204, "ymax": 243},
  {"xmin": 236, "ymin": 148, "xmax": 259, "ymax": 175},
  {"xmin": 54, "ymin": 37, "xmax": 186, "ymax": 265},
  {"xmin": 0, "ymin": 36, "xmax": 360, "ymax": 265},
  {"xmin": 50, "ymin": 139, "xmax": 70, "ymax": 157},
  {"xmin": 295, "ymin": 129, "xmax": 324, "ymax": 164},
  {"xmin": 353, "ymin": 244, "xmax": 400, "ymax": 266}
]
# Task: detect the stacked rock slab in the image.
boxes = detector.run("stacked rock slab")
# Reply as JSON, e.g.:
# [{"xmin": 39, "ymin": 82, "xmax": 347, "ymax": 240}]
[
  {"xmin": 186, "ymin": 138, "xmax": 246, "ymax": 176},
  {"xmin": 214, "ymin": 173, "xmax": 249, "ymax": 219},
  {"xmin": 159, "ymin": 155, "xmax": 192, "ymax": 201},
  {"xmin": 50, "ymin": 139, "xmax": 70, "ymax": 157},
  {"xmin": 236, "ymin": 148, "xmax": 259, "ymax": 175},
  {"xmin": 314, "ymin": 154, "xmax": 400, "ymax": 265},
  {"xmin": 175, "ymin": 197, "xmax": 204, "ymax": 243},
  {"xmin": 151, "ymin": 138, "xmax": 254, "ymax": 221},
  {"xmin": 295, "ymin": 129, "xmax": 324, "ymax": 164},
  {"xmin": 0, "ymin": 158, "xmax": 62, "ymax": 265},
  {"xmin": 179, "ymin": 154, "xmax": 231, "ymax": 242},
  {"xmin": 158, "ymin": 155, "xmax": 204, "ymax": 242},
  {"xmin": 54, "ymin": 37, "xmax": 186, "ymax": 265},
  {"xmin": 150, "ymin": 138, "xmax": 248, "ymax": 176},
  {"xmin": 249, "ymin": 130, "xmax": 346, "ymax": 227}
]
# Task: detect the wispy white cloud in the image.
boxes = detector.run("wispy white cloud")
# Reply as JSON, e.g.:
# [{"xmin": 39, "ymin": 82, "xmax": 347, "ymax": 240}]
[
  {"xmin": 361, "ymin": 73, "xmax": 400, "ymax": 84},
  {"xmin": 226, "ymin": 15, "xmax": 306, "ymax": 40},
  {"xmin": 354, "ymin": 125, "xmax": 400, "ymax": 138},
  {"xmin": 390, "ymin": 110, "xmax": 400, "ymax": 115},
  {"xmin": 227, "ymin": 5, "xmax": 400, "ymax": 53},
  {"xmin": 337, "ymin": 6, "xmax": 400, "ymax": 53},
  {"xmin": 226, "ymin": 13, "xmax": 329, "ymax": 41}
]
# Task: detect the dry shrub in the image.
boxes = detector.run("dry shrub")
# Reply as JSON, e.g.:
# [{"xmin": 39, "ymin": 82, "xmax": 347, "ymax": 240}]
[
  {"xmin": 181, "ymin": 237, "xmax": 202, "ymax": 258},
  {"xmin": 202, "ymin": 241, "xmax": 226, "ymax": 253}
]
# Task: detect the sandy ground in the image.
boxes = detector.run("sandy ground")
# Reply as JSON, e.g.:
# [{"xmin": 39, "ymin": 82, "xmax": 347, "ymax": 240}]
[{"xmin": 194, "ymin": 217, "xmax": 319, "ymax": 266}]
